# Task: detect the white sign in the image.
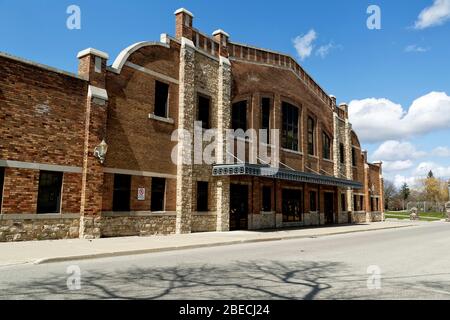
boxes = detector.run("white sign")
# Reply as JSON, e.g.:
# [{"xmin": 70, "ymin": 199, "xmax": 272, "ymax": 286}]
[{"xmin": 137, "ymin": 188, "xmax": 145, "ymax": 201}]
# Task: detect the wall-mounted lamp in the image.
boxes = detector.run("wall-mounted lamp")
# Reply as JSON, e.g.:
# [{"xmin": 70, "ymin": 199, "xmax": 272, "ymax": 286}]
[{"xmin": 94, "ymin": 139, "xmax": 108, "ymax": 164}]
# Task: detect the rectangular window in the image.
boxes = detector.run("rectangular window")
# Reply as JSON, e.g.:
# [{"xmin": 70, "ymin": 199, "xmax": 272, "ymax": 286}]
[
  {"xmin": 232, "ymin": 101, "xmax": 247, "ymax": 131},
  {"xmin": 197, "ymin": 95, "xmax": 210, "ymax": 129},
  {"xmin": 352, "ymin": 148, "xmax": 357, "ymax": 166},
  {"xmin": 0, "ymin": 167, "xmax": 4, "ymax": 212},
  {"xmin": 261, "ymin": 97, "xmax": 271, "ymax": 144},
  {"xmin": 112, "ymin": 174, "xmax": 131, "ymax": 212},
  {"xmin": 37, "ymin": 171, "xmax": 63, "ymax": 214},
  {"xmin": 307, "ymin": 116, "xmax": 315, "ymax": 155},
  {"xmin": 322, "ymin": 132, "xmax": 331, "ymax": 160},
  {"xmin": 154, "ymin": 80, "xmax": 169, "ymax": 118},
  {"xmin": 341, "ymin": 193, "xmax": 346, "ymax": 212},
  {"xmin": 376, "ymin": 198, "xmax": 379, "ymax": 211},
  {"xmin": 340, "ymin": 143, "xmax": 345, "ymax": 164},
  {"xmin": 282, "ymin": 102, "xmax": 299, "ymax": 151},
  {"xmin": 197, "ymin": 181, "xmax": 208, "ymax": 212},
  {"xmin": 282, "ymin": 189, "xmax": 302, "ymax": 222},
  {"xmin": 151, "ymin": 178, "xmax": 166, "ymax": 212},
  {"xmin": 309, "ymin": 191, "xmax": 317, "ymax": 212},
  {"xmin": 360, "ymin": 195, "xmax": 364, "ymax": 210},
  {"xmin": 371, "ymin": 197, "xmax": 375, "ymax": 212},
  {"xmin": 262, "ymin": 186, "xmax": 272, "ymax": 212},
  {"xmin": 353, "ymin": 194, "xmax": 358, "ymax": 211}
]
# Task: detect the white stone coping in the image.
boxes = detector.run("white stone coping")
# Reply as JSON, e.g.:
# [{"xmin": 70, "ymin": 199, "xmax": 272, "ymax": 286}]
[
  {"xmin": 103, "ymin": 167, "xmax": 177, "ymax": 179},
  {"xmin": 102, "ymin": 211, "xmax": 177, "ymax": 217},
  {"xmin": 148, "ymin": 113, "xmax": 175, "ymax": 124},
  {"xmin": 88, "ymin": 85, "xmax": 108, "ymax": 101},
  {"xmin": 323, "ymin": 158, "xmax": 334, "ymax": 164},
  {"xmin": 213, "ymin": 29, "xmax": 230, "ymax": 38},
  {"xmin": 110, "ymin": 41, "xmax": 170, "ymax": 74},
  {"xmin": 192, "ymin": 212, "xmax": 217, "ymax": 216},
  {"xmin": 0, "ymin": 159, "xmax": 82, "ymax": 173},
  {"xmin": 0, "ymin": 51, "xmax": 86, "ymax": 81},
  {"xmin": 77, "ymin": 48, "xmax": 109, "ymax": 60},
  {"xmin": 219, "ymin": 56, "xmax": 231, "ymax": 66},
  {"xmin": 126, "ymin": 62, "xmax": 179, "ymax": 84},
  {"xmin": 0, "ymin": 214, "xmax": 80, "ymax": 220},
  {"xmin": 174, "ymin": 8, "xmax": 194, "ymax": 17},
  {"xmin": 181, "ymin": 37, "xmax": 195, "ymax": 49},
  {"xmin": 308, "ymin": 154, "xmax": 320, "ymax": 159}
]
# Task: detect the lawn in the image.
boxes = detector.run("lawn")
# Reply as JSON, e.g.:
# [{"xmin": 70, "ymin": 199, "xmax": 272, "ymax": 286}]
[{"xmin": 385, "ymin": 211, "xmax": 447, "ymax": 221}]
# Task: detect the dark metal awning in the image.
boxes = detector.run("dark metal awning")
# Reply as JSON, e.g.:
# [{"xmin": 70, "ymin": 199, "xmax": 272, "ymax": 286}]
[{"xmin": 212, "ymin": 163, "xmax": 363, "ymax": 189}]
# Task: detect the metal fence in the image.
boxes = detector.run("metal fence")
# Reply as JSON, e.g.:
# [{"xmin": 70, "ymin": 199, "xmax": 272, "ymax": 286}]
[{"xmin": 406, "ymin": 201, "xmax": 446, "ymax": 213}]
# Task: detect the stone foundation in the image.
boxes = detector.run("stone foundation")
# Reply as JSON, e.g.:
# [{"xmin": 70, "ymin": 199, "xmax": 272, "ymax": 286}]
[
  {"xmin": 191, "ymin": 214, "xmax": 217, "ymax": 232},
  {"xmin": 0, "ymin": 214, "xmax": 79, "ymax": 242},
  {"xmin": 370, "ymin": 212, "xmax": 383, "ymax": 222},
  {"xmin": 101, "ymin": 213, "xmax": 177, "ymax": 237},
  {"xmin": 352, "ymin": 212, "xmax": 368, "ymax": 223},
  {"xmin": 249, "ymin": 213, "xmax": 276, "ymax": 230}
]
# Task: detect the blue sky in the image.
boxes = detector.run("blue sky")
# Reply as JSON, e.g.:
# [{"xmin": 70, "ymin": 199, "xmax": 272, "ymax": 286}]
[{"xmin": 1, "ymin": 0, "xmax": 449, "ymax": 187}]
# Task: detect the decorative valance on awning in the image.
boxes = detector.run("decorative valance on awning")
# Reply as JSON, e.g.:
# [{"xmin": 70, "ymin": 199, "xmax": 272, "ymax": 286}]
[{"xmin": 212, "ymin": 163, "xmax": 363, "ymax": 189}]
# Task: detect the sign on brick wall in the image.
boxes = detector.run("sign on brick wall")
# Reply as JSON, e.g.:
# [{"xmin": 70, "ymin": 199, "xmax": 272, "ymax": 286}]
[{"xmin": 137, "ymin": 188, "xmax": 145, "ymax": 201}]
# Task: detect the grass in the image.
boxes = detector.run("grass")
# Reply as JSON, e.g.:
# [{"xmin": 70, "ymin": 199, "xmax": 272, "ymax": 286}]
[{"xmin": 385, "ymin": 211, "xmax": 447, "ymax": 221}]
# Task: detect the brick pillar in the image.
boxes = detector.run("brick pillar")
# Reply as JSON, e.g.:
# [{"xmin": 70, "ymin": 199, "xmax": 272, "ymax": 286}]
[
  {"xmin": 175, "ymin": 37, "xmax": 196, "ymax": 234},
  {"xmin": 344, "ymin": 113, "xmax": 354, "ymax": 215},
  {"xmin": 174, "ymin": 8, "xmax": 194, "ymax": 41},
  {"xmin": 332, "ymin": 112, "xmax": 340, "ymax": 177},
  {"xmin": 216, "ymin": 56, "xmax": 232, "ymax": 232},
  {"xmin": 213, "ymin": 29, "xmax": 230, "ymax": 58},
  {"xmin": 77, "ymin": 48, "xmax": 109, "ymax": 239}
]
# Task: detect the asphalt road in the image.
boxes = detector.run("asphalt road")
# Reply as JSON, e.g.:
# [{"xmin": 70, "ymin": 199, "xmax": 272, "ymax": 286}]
[{"xmin": 1, "ymin": 222, "xmax": 450, "ymax": 300}]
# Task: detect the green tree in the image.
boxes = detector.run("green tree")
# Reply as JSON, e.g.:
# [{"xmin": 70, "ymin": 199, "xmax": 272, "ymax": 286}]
[
  {"xmin": 400, "ymin": 183, "xmax": 410, "ymax": 210},
  {"xmin": 428, "ymin": 170, "xmax": 434, "ymax": 179}
]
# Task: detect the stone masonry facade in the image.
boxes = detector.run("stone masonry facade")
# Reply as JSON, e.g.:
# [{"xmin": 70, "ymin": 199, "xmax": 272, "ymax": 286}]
[{"xmin": 0, "ymin": 8, "xmax": 384, "ymax": 242}]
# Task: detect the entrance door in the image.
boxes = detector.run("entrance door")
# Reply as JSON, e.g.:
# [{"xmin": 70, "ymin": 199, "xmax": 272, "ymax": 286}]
[
  {"xmin": 324, "ymin": 192, "xmax": 335, "ymax": 225},
  {"xmin": 230, "ymin": 184, "xmax": 249, "ymax": 231}
]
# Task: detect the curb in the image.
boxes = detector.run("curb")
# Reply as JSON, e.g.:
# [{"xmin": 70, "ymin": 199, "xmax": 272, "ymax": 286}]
[{"xmin": 32, "ymin": 224, "xmax": 415, "ymax": 265}]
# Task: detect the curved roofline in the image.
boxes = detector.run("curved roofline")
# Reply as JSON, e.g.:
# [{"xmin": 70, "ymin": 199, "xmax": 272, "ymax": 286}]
[
  {"xmin": 351, "ymin": 129, "xmax": 362, "ymax": 148},
  {"xmin": 109, "ymin": 41, "xmax": 170, "ymax": 74}
]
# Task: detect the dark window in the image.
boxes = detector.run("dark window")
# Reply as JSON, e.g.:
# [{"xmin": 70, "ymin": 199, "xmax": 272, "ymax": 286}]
[
  {"xmin": 261, "ymin": 97, "xmax": 271, "ymax": 144},
  {"xmin": 341, "ymin": 193, "xmax": 347, "ymax": 212},
  {"xmin": 360, "ymin": 195, "xmax": 364, "ymax": 210},
  {"xmin": 307, "ymin": 116, "xmax": 315, "ymax": 155},
  {"xmin": 376, "ymin": 198, "xmax": 379, "ymax": 211},
  {"xmin": 282, "ymin": 102, "xmax": 299, "ymax": 151},
  {"xmin": 0, "ymin": 167, "xmax": 4, "ymax": 212},
  {"xmin": 352, "ymin": 148, "xmax": 357, "ymax": 166},
  {"xmin": 112, "ymin": 174, "xmax": 131, "ymax": 212},
  {"xmin": 37, "ymin": 171, "xmax": 63, "ymax": 214},
  {"xmin": 262, "ymin": 186, "xmax": 272, "ymax": 212},
  {"xmin": 370, "ymin": 197, "xmax": 375, "ymax": 212},
  {"xmin": 151, "ymin": 178, "xmax": 166, "ymax": 212},
  {"xmin": 353, "ymin": 194, "xmax": 358, "ymax": 211},
  {"xmin": 309, "ymin": 191, "xmax": 317, "ymax": 212},
  {"xmin": 282, "ymin": 189, "xmax": 302, "ymax": 222},
  {"xmin": 340, "ymin": 143, "xmax": 345, "ymax": 164},
  {"xmin": 322, "ymin": 132, "xmax": 331, "ymax": 160},
  {"xmin": 197, "ymin": 95, "xmax": 210, "ymax": 129},
  {"xmin": 232, "ymin": 101, "xmax": 247, "ymax": 131},
  {"xmin": 154, "ymin": 80, "xmax": 169, "ymax": 117},
  {"xmin": 197, "ymin": 181, "xmax": 208, "ymax": 212}
]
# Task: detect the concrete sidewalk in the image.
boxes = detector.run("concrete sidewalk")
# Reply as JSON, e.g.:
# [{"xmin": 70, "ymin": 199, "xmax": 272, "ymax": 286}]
[{"xmin": 0, "ymin": 221, "xmax": 416, "ymax": 266}]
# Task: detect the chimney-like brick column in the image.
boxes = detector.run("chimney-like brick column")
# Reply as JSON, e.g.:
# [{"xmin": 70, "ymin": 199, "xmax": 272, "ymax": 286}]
[
  {"xmin": 175, "ymin": 8, "xmax": 194, "ymax": 41},
  {"xmin": 213, "ymin": 29, "xmax": 230, "ymax": 58},
  {"xmin": 77, "ymin": 48, "xmax": 109, "ymax": 239}
]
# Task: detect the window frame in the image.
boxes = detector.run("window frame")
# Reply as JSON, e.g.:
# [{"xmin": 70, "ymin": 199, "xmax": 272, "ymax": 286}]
[
  {"xmin": 282, "ymin": 188, "xmax": 303, "ymax": 222},
  {"xmin": 261, "ymin": 97, "xmax": 271, "ymax": 144},
  {"xmin": 112, "ymin": 174, "xmax": 131, "ymax": 212},
  {"xmin": 196, "ymin": 181, "xmax": 209, "ymax": 212},
  {"xmin": 37, "ymin": 171, "xmax": 63, "ymax": 214},
  {"xmin": 340, "ymin": 143, "xmax": 345, "ymax": 164},
  {"xmin": 307, "ymin": 116, "xmax": 316, "ymax": 156},
  {"xmin": 197, "ymin": 94, "xmax": 211, "ymax": 129},
  {"xmin": 309, "ymin": 191, "xmax": 317, "ymax": 212},
  {"xmin": 352, "ymin": 147, "xmax": 357, "ymax": 166},
  {"xmin": 322, "ymin": 131, "xmax": 331, "ymax": 160},
  {"xmin": 281, "ymin": 102, "xmax": 300, "ymax": 152},
  {"xmin": 154, "ymin": 80, "xmax": 170, "ymax": 118},
  {"xmin": 151, "ymin": 177, "xmax": 166, "ymax": 212},
  {"xmin": 232, "ymin": 100, "xmax": 248, "ymax": 132}
]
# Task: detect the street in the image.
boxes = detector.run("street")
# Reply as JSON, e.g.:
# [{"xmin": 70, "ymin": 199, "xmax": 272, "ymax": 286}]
[{"xmin": 1, "ymin": 222, "xmax": 450, "ymax": 300}]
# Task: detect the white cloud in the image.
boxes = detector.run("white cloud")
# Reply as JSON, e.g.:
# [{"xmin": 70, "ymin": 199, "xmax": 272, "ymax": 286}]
[
  {"xmin": 414, "ymin": 161, "xmax": 450, "ymax": 178},
  {"xmin": 372, "ymin": 140, "xmax": 426, "ymax": 161},
  {"xmin": 348, "ymin": 92, "xmax": 450, "ymax": 143},
  {"xmin": 404, "ymin": 44, "xmax": 430, "ymax": 53},
  {"xmin": 432, "ymin": 146, "xmax": 450, "ymax": 157},
  {"xmin": 393, "ymin": 174, "xmax": 421, "ymax": 189},
  {"xmin": 383, "ymin": 160, "xmax": 414, "ymax": 172},
  {"xmin": 293, "ymin": 29, "xmax": 317, "ymax": 61},
  {"xmin": 414, "ymin": 0, "xmax": 450, "ymax": 29},
  {"xmin": 316, "ymin": 43, "xmax": 333, "ymax": 58}
]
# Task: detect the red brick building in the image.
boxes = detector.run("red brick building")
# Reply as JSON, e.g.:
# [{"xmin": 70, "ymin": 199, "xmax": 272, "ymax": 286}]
[{"xmin": 0, "ymin": 8, "xmax": 384, "ymax": 242}]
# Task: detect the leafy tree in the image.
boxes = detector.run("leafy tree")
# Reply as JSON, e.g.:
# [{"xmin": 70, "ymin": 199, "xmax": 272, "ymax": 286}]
[
  {"xmin": 400, "ymin": 183, "xmax": 410, "ymax": 210},
  {"xmin": 424, "ymin": 175, "xmax": 441, "ymax": 202}
]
